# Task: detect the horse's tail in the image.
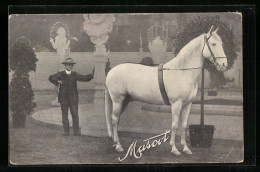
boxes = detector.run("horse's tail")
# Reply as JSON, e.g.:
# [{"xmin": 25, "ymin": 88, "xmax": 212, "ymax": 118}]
[{"xmin": 105, "ymin": 84, "xmax": 113, "ymax": 138}]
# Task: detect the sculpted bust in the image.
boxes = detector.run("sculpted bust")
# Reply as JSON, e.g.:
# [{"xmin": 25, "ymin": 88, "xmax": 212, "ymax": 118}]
[{"xmin": 83, "ymin": 14, "xmax": 116, "ymax": 45}]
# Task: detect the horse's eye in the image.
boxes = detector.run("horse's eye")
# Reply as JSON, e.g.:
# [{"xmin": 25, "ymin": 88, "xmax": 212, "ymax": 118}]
[{"xmin": 212, "ymin": 43, "xmax": 216, "ymax": 46}]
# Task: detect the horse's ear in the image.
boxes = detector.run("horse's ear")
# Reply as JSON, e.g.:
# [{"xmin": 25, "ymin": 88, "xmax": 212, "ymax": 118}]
[
  {"xmin": 207, "ymin": 25, "xmax": 214, "ymax": 36},
  {"xmin": 213, "ymin": 27, "xmax": 219, "ymax": 33}
]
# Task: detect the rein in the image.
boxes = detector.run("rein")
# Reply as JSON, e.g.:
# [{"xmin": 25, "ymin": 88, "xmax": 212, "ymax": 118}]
[{"xmin": 162, "ymin": 67, "xmax": 202, "ymax": 70}]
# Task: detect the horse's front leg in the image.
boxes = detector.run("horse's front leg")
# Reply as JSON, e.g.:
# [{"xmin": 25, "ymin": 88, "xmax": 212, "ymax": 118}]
[
  {"xmin": 180, "ymin": 102, "xmax": 192, "ymax": 155},
  {"xmin": 111, "ymin": 102, "xmax": 124, "ymax": 152},
  {"xmin": 170, "ymin": 99, "xmax": 182, "ymax": 155}
]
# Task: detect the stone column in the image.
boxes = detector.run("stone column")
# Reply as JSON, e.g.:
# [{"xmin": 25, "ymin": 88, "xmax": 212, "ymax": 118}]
[
  {"xmin": 93, "ymin": 44, "xmax": 107, "ymax": 107},
  {"xmin": 81, "ymin": 44, "xmax": 108, "ymax": 137},
  {"xmin": 83, "ymin": 14, "xmax": 115, "ymax": 136}
]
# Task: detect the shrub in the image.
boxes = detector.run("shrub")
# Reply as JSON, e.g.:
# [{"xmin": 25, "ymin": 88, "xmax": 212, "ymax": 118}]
[
  {"xmin": 10, "ymin": 37, "xmax": 38, "ymax": 73},
  {"xmin": 9, "ymin": 37, "xmax": 38, "ymax": 127}
]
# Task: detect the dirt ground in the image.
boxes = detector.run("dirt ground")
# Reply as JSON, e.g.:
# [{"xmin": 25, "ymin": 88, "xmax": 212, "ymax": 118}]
[{"xmin": 9, "ymin": 91, "xmax": 243, "ymax": 165}]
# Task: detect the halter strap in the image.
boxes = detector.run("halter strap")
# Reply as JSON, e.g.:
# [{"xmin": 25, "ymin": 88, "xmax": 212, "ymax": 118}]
[{"xmin": 204, "ymin": 34, "xmax": 216, "ymax": 62}]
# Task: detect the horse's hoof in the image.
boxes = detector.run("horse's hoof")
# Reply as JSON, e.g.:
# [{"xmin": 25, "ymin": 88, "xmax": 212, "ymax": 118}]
[
  {"xmin": 171, "ymin": 149, "xmax": 181, "ymax": 156},
  {"xmin": 115, "ymin": 147, "xmax": 124, "ymax": 152},
  {"xmin": 115, "ymin": 145, "xmax": 124, "ymax": 152},
  {"xmin": 183, "ymin": 149, "xmax": 192, "ymax": 155}
]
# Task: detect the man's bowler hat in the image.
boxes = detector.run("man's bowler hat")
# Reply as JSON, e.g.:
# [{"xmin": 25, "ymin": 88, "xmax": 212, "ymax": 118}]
[{"xmin": 61, "ymin": 58, "xmax": 76, "ymax": 65}]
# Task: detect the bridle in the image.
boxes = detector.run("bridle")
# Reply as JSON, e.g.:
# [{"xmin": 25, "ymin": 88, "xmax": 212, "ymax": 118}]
[
  {"xmin": 202, "ymin": 34, "xmax": 227, "ymax": 69},
  {"xmin": 162, "ymin": 34, "xmax": 226, "ymax": 71}
]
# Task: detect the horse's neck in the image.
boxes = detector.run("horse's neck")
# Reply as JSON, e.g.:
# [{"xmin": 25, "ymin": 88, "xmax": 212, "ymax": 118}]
[
  {"xmin": 164, "ymin": 34, "xmax": 205, "ymax": 81},
  {"xmin": 165, "ymin": 34, "xmax": 204, "ymax": 69}
]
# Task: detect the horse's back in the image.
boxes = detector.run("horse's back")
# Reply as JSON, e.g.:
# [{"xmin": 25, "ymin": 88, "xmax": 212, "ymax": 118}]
[
  {"xmin": 106, "ymin": 63, "xmax": 164, "ymax": 103},
  {"xmin": 106, "ymin": 63, "xmax": 157, "ymax": 87}
]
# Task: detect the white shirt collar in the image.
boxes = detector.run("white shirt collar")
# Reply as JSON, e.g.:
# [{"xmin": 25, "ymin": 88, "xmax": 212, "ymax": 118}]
[{"xmin": 65, "ymin": 70, "xmax": 71, "ymax": 74}]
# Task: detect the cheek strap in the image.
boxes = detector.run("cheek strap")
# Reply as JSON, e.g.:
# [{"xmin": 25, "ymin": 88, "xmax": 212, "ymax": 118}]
[{"xmin": 204, "ymin": 35, "xmax": 223, "ymax": 68}]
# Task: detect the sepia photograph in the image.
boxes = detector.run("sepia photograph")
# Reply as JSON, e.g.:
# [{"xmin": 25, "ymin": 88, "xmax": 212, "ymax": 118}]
[{"xmin": 8, "ymin": 12, "xmax": 243, "ymax": 164}]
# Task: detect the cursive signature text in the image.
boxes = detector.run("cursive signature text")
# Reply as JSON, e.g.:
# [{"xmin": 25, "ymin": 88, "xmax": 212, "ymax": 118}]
[{"xmin": 118, "ymin": 130, "xmax": 171, "ymax": 161}]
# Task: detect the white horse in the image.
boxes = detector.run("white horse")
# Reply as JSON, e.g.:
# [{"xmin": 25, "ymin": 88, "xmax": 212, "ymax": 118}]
[{"xmin": 105, "ymin": 26, "xmax": 227, "ymax": 155}]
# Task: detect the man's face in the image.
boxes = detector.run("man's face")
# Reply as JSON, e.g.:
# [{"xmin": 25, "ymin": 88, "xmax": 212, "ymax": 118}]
[{"xmin": 65, "ymin": 64, "xmax": 73, "ymax": 71}]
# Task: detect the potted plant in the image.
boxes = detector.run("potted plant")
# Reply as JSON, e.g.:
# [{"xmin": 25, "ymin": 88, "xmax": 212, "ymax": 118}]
[
  {"xmin": 9, "ymin": 37, "xmax": 38, "ymax": 128},
  {"xmin": 174, "ymin": 16, "xmax": 237, "ymax": 148}
]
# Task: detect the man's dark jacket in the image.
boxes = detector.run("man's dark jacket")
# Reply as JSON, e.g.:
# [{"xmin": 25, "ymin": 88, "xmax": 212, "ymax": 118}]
[{"xmin": 49, "ymin": 71, "xmax": 93, "ymax": 104}]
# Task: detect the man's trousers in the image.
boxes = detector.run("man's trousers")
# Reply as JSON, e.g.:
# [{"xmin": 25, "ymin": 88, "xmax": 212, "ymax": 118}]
[{"xmin": 60, "ymin": 102, "xmax": 80, "ymax": 134}]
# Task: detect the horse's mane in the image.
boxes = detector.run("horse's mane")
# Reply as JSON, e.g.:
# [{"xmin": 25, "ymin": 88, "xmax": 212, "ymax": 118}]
[{"xmin": 166, "ymin": 34, "xmax": 204, "ymax": 68}]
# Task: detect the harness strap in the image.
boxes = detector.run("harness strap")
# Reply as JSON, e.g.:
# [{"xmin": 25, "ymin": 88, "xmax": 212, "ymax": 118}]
[
  {"xmin": 158, "ymin": 63, "xmax": 171, "ymax": 105},
  {"xmin": 163, "ymin": 67, "xmax": 201, "ymax": 70},
  {"xmin": 204, "ymin": 35, "xmax": 216, "ymax": 61}
]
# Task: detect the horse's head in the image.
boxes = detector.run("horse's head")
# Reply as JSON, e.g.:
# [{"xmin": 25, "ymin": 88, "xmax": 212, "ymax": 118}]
[{"xmin": 203, "ymin": 25, "xmax": 228, "ymax": 71}]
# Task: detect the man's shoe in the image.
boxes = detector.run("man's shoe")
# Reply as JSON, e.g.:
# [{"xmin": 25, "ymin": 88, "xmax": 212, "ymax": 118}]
[{"xmin": 73, "ymin": 129, "xmax": 81, "ymax": 136}]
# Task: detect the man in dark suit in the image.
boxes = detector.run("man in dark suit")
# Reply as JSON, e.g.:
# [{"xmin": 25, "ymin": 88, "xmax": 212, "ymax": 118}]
[{"xmin": 49, "ymin": 58, "xmax": 95, "ymax": 136}]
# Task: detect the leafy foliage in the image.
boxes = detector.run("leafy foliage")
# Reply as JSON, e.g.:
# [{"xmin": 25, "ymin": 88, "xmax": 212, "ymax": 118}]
[
  {"xmin": 9, "ymin": 37, "xmax": 38, "ymax": 116},
  {"xmin": 9, "ymin": 37, "xmax": 38, "ymax": 73},
  {"xmin": 10, "ymin": 73, "xmax": 35, "ymax": 115},
  {"xmin": 175, "ymin": 15, "xmax": 237, "ymax": 71}
]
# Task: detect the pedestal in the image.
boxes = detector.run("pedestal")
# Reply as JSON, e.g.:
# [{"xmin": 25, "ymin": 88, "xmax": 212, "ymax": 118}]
[
  {"xmin": 51, "ymin": 87, "xmax": 60, "ymax": 106},
  {"xmin": 82, "ymin": 44, "xmax": 108, "ymax": 137},
  {"xmin": 151, "ymin": 52, "xmax": 167, "ymax": 64},
  {"xmin": 93, "ymin": 44, "xmax": 107, "ymax": 100}
]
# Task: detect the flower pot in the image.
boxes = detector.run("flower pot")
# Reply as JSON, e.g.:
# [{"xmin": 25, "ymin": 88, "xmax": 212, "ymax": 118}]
[
  {"xmin": 208, "ymin": 90, "xmax": 217, "ymax": 96},
  {"xmin": 12, "ymin": 113, "xmax": 26, "ymax": 128},
  {"xmin": 189, "ymin": 125, "xmax": 215, "ymax": 148}
]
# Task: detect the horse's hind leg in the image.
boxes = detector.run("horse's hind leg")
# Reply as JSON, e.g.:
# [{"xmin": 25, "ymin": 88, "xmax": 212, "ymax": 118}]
[
  {"xmin": 110, "ymin": 94, "xmax": 125, "ymax": 152},
  {"xmin": 180, "ymin": 102, "xmax": 192, "ymax": 155},
  {"xmin": 170, "ymin": 99, "xmax": 182, "ymax": 155},
  {"xmin": 121, "ymin": 94, "xmax": 131, "ymax": 114}
]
